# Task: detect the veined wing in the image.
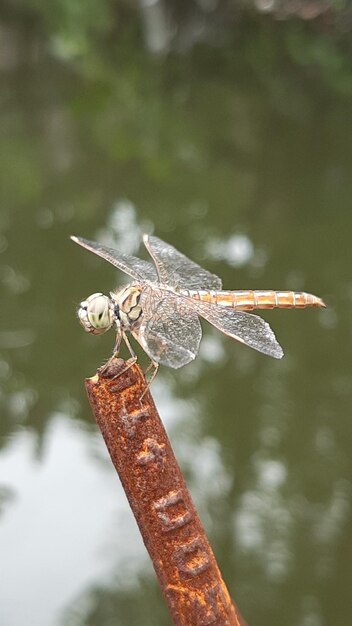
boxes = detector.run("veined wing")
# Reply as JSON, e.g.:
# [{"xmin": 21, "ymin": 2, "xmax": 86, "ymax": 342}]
[
  {"xmin": 71, "ymin": 236, "xmax": 158, "ymax": 282},
  {"xmin": 143, "ymin": 234, "xmax": 222, "ymax": 290},
  {"xmin": 188, "ymin": 298, "xmax": 284, "ymax": 359},
  {"xmin": 134, "ymin": 286, "xmax": 202, "ymax": 369}
]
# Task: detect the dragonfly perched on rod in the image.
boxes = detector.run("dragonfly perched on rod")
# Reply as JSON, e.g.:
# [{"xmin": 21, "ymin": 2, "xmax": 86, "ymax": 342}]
[{"xmin": 71, "ymin": 234, "xmax": 325, "ymax": 378}]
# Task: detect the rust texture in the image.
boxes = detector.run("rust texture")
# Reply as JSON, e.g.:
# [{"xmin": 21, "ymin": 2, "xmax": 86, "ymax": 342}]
[{"xmin": 85, "ymin": 358, "xmax": 247, "ymax": 626}]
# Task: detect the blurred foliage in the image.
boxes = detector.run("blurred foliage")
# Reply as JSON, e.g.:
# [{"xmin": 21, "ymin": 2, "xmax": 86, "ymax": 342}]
[{"xmin": 1, "ymin": 0, "xmax": 352, "ymax": 60}]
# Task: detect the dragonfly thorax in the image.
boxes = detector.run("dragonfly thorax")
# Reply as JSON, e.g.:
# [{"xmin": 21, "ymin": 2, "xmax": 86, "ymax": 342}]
[{"xmin": 110, "ymin": 285, "xmax": 143, "ymax": 331}]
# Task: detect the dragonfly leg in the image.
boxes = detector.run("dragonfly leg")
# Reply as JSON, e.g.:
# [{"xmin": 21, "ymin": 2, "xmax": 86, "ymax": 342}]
[
  {"xmin": 144, "ymin": 359, "xmax": 159, "ymax": 380},
  {"xmin": 139, "ymin": 360, "xmax": 159, "ymax": 402},
  {"xmin": 112, "ymin": 332, "xmax": 122, "ymax": 358},
  {"xmin": 122, "ymin": 332, "xmax": 137, "ymax": 360},
  {"xmin": 99, "ymin": 331, "xmax": 123, "ymax": 375},
  {"xmin": 110, "ymin": 357, "xmax": 137, "ymax": 382},
  {"xmin": 109, "ymin": 332, "xmax": 137, "ymax": 381}
]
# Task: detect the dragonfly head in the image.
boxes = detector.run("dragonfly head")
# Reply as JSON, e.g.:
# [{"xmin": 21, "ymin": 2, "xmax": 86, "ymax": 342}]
[{"xmin": 77, "ymin": 292, "xmax": 114, "ymax": 335}]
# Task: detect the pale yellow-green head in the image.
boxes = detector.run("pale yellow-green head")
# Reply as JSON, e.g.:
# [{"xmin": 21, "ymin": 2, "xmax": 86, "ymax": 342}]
[{"xmin": 77, "ymin": 292, "xmax": 114, "ymax": 335}]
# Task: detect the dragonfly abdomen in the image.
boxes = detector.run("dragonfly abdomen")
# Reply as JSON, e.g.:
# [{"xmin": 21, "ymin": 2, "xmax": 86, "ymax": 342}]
[{"xmin": 185, "ymin": 289, "xmax": 325, "ymax": 311}]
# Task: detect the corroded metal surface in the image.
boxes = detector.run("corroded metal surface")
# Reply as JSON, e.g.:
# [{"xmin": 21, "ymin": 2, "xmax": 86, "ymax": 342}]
[{"xmin": 85, "ymin": 358, "xmax": 246, "ymax": 626}]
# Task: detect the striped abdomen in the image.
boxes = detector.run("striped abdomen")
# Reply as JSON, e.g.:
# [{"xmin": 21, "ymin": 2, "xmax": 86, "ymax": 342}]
[{"xmin": 183, "ymin": 289, "xmax": 325, "ymax": 311}]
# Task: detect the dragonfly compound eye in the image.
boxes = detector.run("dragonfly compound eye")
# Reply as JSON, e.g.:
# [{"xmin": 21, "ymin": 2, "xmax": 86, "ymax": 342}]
[{"xmin": 77, "ymin": 293, "xmax": 113, "ymax": 335}]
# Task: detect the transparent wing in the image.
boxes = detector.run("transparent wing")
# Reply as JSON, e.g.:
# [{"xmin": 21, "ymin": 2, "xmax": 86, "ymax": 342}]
[
  {"xmin": 143, "ymin": 234, "xmax": 222, "ymax": 290},
  {"xmin": 134, "ymin": 286, "xmax": 202, "ymax": 369},
  {"xmin": 189, "ymin": 299, "xmax": 284, "ymax": 359},
  {"xmin": 71, "ymin": 236, "xmax": 158, "ymax": 282}
]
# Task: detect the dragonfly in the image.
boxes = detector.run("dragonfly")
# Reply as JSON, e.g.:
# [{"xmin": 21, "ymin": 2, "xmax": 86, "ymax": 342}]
[{"xmin": 71, "ymin": 234, "xmax": 325, "ymax": 378}]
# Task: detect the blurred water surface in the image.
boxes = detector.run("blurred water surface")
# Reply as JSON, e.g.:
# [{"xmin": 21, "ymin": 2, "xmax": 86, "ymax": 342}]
[{"xmin": 0, "ymin": 11, "xmax": 352, "ymax": 626}]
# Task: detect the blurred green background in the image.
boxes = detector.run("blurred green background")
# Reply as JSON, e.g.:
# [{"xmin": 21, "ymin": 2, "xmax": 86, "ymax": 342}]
[{"xmin": 1, "ymin": 2, "xmax": 352, "ymax": 625}]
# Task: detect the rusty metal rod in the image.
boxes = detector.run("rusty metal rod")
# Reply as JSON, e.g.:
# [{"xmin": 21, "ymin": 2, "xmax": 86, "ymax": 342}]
[{"xmin": 85, "ymin": 357, "xmax": 247, "ymax": 626}]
